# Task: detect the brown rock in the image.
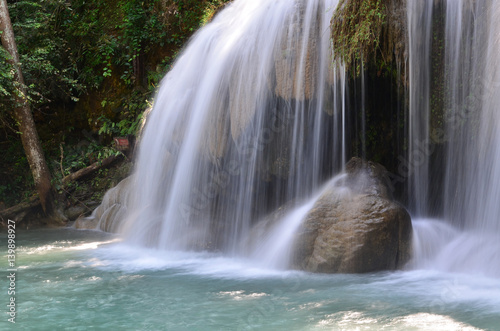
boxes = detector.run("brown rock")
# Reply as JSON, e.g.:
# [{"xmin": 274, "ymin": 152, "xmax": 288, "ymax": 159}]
[{"xmin": 291, "ymin": 157, "xmax": 412, "ymax": 273}]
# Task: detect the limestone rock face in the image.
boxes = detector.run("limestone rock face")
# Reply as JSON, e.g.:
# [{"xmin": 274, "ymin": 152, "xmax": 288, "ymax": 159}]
[
  {"xmin": 74, "ymin": 176, "xmax": 132, "ymax": 233},
  {"xmin": 274, "ymin": 1, "xmax": 320, "ymax": 101},
  {"xmin": 291, "ymin": 158, "xmax": 412, "ymax": 273}
]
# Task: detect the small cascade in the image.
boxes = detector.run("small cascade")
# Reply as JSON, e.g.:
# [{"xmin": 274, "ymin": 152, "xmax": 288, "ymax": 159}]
[
  {"xmin": 408, "ymin": 0, "xmax": 500, "ymax": 232},
  {"xmin": 410, "ymin": 219, "xmax": 459, "ymax": 268}
]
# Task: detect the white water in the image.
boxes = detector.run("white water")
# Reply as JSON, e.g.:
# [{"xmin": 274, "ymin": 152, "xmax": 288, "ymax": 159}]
[{"xmin": 406, "ymin": 0, "xmax": 434, "ymax": 216}]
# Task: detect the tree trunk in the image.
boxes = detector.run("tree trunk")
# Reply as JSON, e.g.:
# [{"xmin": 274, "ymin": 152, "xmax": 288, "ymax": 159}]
[{"xmin": 0, "ymin": 0, "xmax": 54, "ymax": 214}]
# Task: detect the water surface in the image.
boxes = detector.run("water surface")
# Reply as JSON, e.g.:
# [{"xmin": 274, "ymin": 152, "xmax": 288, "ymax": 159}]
[{"xmin": 2, "ymin": 228, "xmax": 499, "ymax": 330}]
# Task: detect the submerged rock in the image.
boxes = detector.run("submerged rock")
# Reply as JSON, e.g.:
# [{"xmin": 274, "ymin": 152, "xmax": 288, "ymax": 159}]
[{"xmin": 291, "ymin": 157, "xmax": 412, "ymax": 273}]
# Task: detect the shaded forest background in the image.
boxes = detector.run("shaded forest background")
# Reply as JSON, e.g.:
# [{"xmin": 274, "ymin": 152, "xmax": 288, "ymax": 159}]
[{"xmin": 0, "ymin": 0, "xmax": 230, "ymax": 208}]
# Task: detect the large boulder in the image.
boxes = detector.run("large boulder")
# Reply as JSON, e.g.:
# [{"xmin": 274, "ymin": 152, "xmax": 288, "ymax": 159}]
[{"xmin": 291, "ymin": 157, "xmax": 412, "ymax": 273}]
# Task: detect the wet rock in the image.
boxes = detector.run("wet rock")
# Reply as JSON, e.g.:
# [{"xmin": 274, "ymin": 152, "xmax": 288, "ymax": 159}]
[{"xmin": 291, "ymin": 157, "xmax": 412, "ymax": 273}]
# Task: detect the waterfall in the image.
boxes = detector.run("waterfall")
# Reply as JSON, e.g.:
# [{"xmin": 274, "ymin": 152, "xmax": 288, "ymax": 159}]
[
  {"xmin": 408, "ymin": 0, "xmax": 500, "ymax": 277},
  {"xmin": 120, "ymin": 0, "xmax": 343, "ymax": 253},
  {"xmin": 85, "ymin": 0, "xmax": 500, "ymax": 276}
]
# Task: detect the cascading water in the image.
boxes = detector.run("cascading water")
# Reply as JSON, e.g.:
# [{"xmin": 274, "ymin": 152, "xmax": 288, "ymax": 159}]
[
  {"xmin": 408, "ymin": 0, "xmax": 500, "ymax": 277},
  {"xmin": 120, "ymin": 0, "xmax": 344, "ymax": 253}
]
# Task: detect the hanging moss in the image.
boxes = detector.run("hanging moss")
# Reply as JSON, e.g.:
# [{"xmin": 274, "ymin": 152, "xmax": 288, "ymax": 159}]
[{"xmin": 331, "ymin": 0, "xmax": 386, "ymax": 74}]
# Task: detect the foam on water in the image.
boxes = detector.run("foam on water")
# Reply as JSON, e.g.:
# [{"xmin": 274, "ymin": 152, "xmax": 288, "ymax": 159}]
[{"xmin": 91, "ymin": 242, "xmax": 308, "ymax": 279}]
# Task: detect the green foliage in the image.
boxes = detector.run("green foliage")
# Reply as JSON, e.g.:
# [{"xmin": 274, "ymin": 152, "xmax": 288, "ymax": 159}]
[
  {"xmin": 98, "ymin": 113, "xmax": 143, "ymax": 137},
  {"xmin": 0, "ymin": 138, "xmax": 34, "ymax": 205},
  {"xmin": 174, "ymin": 0, "xmax": 231, "ymax": 31},
  {"xmin": 67, "ymin": 0, "xmax": 229, "ymax": 88},
  {"xmin": 199, "ymin": 0, "xmax": 228, "ymax": 26},
  {"xmin": 1, "ymin": 0, "xmax": 232, "ymax": 117},
  {"xmin": 57, "ymin": 0, "xmax": 161, "ymax": 88},
  {"xmin": 0, "ymin": 0, "xmax": 231, "ymax": 206},
  {"xmin": 331, "ymin": 0, "xmax": 386, "ymax": 74},
  {"xmin": 6, "ymin": 1, "xmax": 85, "ymax": 107},
  {"xmin": 0, "ymin": 46, "xmax": 15, "ymax": 128},
  {"xmin": 62, "ymin": 142, "xmax": 120, "ymax": 173},
  {"xmin": 50, "ymin": 139, "xmax": 123, "ymax": 196},
  {"xmin": 0, "ymin": 47, "xmax": 14, "ymax": 97},
  {"xmin": 2, "ymin": 0, "xmax": 171, "ymax": 114},
  {"xmin": 96, "ymin": 89, "xmax": 150, "ymax": 139}
]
